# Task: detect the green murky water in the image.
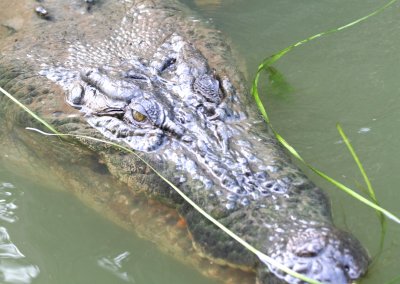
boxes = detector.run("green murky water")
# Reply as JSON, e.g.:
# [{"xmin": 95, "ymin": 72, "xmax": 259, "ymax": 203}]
[
  {"xmin": 1, "ymin": 0, "xmax": 400, "ymax": 283},
  {"xmin": 0, "ymin": 164, "xmax": 222, "ymax": 284}
]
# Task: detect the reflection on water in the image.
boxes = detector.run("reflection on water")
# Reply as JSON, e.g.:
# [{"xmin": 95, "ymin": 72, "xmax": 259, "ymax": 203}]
[
  {"xmin": 0, "ymin": 183, "xmax": 18, "ymax": 224},
  {"xmin": 0, "ymin": 227, "xmax": 24, "ymax": 259},
  {"xmin": 0, "ymin": 182, "xmax": 40, "ymax": 284},
  {"xmin": 0, "ymin": 163, "xmax": 226, "ymax": 284},
  {"xmin": 98, "ymin": 251, "xmax": 134, "ymax": 283},
  {"xmin": 0, "ymin": 261, "xmax": 39, "ymax": 284}
]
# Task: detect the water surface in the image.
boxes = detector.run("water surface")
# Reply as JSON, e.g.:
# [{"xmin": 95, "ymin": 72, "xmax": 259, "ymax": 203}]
[{"xmin": 0, "ymin": 164, "xmax": 223, "ymax": 284}]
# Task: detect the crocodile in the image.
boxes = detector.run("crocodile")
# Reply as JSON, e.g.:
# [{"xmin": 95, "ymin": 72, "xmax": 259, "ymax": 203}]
[{"xmin": 0, "ymin": 0, "xmax": 370, "ymax": 283}]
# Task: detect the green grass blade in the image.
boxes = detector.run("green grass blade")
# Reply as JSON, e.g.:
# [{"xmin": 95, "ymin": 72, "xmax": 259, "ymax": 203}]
[
  {"xmin": 253, "ymin": 84, "xmax": 400, "ymax": 223},
  {"xmin": 0, "ymin": 86, "xmax": 59, "ymax": 135},
  {"xmin": 336, "ymin": 124, "xmax": 376, "ymax": 201},
  {"xmin": 252, "ymin": 0, "xmax": 399, "ymax": 112},
  {"xmin": 251, "ymin": 73, "xmax": 270, "ymax": 124},
  {"xmin": 274, "ymin": 131, "xmax": 304, "ymax": 162},
  {"xmin": 26, "ymin": 127, "xmax": 323, "ymax": 284},
  {"xmin": 251, "ymin": 0, "xmax": 400, "ymax": 225},
  {"xmin": 309, "ymin": 166, "xmax": 399, "ymax": 224},
  {"xmin": 267, "ymin": 125, "xmax": 400, "ymax": 224},
  {"xmin": 336, "ymin": 123, "xmax": 387, "ymax": 251}
]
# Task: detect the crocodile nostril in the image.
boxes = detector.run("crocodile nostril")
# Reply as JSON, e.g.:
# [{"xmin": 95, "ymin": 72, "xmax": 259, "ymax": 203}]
[
  {"xmin": 160, "ymin": 57, "xmax": 176, "ymax": 72},
  {"xmin": 124, "ymin": 71, "xmax": 148, "ymax": 80}
]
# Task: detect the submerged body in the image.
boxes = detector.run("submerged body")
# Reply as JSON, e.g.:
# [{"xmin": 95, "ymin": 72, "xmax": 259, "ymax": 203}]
[{"xmin": 0, "ymin": 0, "xmax": 369, "ymax": 283}]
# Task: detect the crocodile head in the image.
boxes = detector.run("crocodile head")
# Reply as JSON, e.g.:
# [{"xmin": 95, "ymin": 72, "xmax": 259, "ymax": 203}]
[{"xmin": 37, "ymin": 7, "xmax": 369, "ymax": 284}]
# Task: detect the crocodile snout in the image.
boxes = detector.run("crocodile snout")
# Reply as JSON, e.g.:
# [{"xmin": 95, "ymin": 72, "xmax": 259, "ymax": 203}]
[{"xmin": 263, "ymin": 227, "xmax": 370, "ymax": 284}]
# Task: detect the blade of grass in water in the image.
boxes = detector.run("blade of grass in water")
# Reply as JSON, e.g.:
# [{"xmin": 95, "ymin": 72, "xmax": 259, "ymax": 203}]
[
  {"xmin": 276, "ymin": 123, "xmax": 400, "ymax": 224},
  {"xmin": 26, "ymin": 127, "xmax": 323, "ymax": 284},
  {"xmin": 337, "ymin": 124, "xmax": 387, "ymax": 253},
  {"xmin": 251, "ymin": 0, "xmax": 399, "ymax": 127},
  {"xmin": 336, "ymin": 124, "xmax": 377, "ymax": 202},
  {"xmin": 251, "ymin": 0, "xmax": 400, "ymax": 225}
]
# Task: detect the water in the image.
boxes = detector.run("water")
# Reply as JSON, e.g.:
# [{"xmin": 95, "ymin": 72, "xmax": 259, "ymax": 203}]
[
  {"xmin": 0, "ymin": 165, "xmax": 223, "ymax": 284},
  {"xmin": 1, "ymin": 0, "xmax": 400, "ymax": 283}
]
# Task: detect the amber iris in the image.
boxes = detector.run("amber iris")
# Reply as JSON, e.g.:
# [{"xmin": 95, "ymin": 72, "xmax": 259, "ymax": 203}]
[{"xmin": 132, "ymin": 110, "xmax": 147, "ymax": 122}]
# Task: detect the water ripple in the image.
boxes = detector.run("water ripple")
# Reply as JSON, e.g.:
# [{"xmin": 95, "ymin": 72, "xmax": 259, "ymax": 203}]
[
  {"xmin": 98, "ymin": 251, "xmax": 135, "ymax": 283},
  {"xmin": 0, "ymin": 182, "xmax": 40, "ymax": 283},
  {"xmin": 0, "ymin": 227, "xmax": 24, "ymax": 259},
  {"xmin": 0, "ymin": 263, "xmax": 40, "ymax": 284},
  {"xmin": 0, "ymin": 182, "xmax": 18, "ymax": 223}
]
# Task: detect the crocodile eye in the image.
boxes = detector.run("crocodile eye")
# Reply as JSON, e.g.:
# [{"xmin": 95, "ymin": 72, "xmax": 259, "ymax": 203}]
[
  {"xmin": 132, "ymin": 110, "xmax": 147, "ymax": 122},
  {"xmin": 125, "ymin": 99, "xmax": 164, "ymax": 127}
]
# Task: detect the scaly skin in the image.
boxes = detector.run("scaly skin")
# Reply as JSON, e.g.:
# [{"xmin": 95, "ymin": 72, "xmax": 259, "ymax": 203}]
[{"xmin": 0, "ymin": 0, "xmax": 369, "ymax": 283}]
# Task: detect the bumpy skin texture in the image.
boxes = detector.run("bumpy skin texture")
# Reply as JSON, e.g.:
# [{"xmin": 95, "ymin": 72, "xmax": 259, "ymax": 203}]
[{"xmin": 0, "ymin": 0, "xmax": 369, "ymax": 283}]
